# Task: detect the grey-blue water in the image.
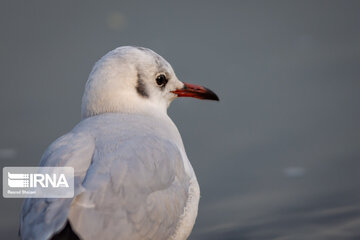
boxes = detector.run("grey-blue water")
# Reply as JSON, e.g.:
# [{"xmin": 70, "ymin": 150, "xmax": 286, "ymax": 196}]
[{"xmin": 1, "ymin": 1, "xmax": 360, "ymax": 239}]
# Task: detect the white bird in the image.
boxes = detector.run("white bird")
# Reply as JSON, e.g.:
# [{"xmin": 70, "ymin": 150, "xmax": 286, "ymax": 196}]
[{"xmin": 19, "ymin": 46, "xmax": 219, "ymax": 240}]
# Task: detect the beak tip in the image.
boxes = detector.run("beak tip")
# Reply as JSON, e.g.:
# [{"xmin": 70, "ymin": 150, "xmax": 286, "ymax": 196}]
[
  {"xmin": 205, "ymin": 88, "xmax": 220, "ymax": 101},
  {"xmin": 208, "ymin": 93, "xmax": 219, "ymax": 101}
]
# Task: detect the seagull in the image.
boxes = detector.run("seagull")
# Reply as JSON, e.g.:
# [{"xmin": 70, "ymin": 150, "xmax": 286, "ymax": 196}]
[{"xmin": 20, "ymin": 46, "xmax": 219, "ymax": 240}]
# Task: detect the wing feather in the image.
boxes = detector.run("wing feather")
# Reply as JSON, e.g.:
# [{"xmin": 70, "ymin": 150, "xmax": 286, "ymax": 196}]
[
  {"xmin": 20, "ymin": 129, "xmax": 189, "ymax": 240},
  {"xmin": 20, "ymin": 132, "xmax": 95, "ymax": 240},
  {"xmin": 68, "ymin": 135, "xmax": 189, "ymax": 240}
]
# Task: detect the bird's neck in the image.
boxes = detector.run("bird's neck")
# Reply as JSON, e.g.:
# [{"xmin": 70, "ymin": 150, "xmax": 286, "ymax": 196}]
[{"xmin": 81, "ymin": 93, "xmax": 169, "ymax": 120}]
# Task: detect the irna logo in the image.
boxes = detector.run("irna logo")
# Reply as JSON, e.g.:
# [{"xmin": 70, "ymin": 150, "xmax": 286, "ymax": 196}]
[
  {"xmin": 3, "ymin": 167, "xmax": 74, "ymax": 198},
  {"xmin": 8, "ymin": 172, "xmax": 69, "ymax": 188}
]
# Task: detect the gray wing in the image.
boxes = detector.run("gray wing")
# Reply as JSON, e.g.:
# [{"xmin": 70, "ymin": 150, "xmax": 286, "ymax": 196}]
[
  {"xmin": 67, "ymin": 135, "xmax": 189, "ymax": 240},
  {"xmin": 20, "ymin": 132, "xmax": 95, "ymax": 240}
]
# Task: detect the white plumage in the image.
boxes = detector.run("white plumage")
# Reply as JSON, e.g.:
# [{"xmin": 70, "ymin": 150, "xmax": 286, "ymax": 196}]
[{"xmin": 20, "ymin": 46, "xmax": 218, "ymax": 240}]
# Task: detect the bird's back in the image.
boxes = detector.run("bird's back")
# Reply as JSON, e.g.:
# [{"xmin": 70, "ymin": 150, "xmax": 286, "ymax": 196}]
[{"xmin": 20, "ymin": 113, "xmax": 199, "ymax": 240}]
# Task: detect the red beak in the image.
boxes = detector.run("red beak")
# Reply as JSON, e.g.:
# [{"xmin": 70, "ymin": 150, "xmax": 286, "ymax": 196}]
[{"xmin": 171, "ymin": 82, "xmax": 219, "ymax": 101}]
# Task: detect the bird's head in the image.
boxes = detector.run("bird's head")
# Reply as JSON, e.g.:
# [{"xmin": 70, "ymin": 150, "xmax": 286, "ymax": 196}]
[{"xmin": 81, "ymin": 46, "xmax": 219, "ymax": 119}]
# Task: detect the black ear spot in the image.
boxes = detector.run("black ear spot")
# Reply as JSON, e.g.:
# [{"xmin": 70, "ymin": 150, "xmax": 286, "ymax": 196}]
[
  {"xmin": 136, "ymin": 73, "xmax": 149, "ymax": 98},
  {"xmin": 156, "ymin": 74, "xmax": 168, "ymax": 89}
]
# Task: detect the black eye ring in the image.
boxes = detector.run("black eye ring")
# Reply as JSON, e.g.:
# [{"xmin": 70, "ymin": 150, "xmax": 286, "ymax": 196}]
[{"xmin": 156, "ymin": 74, "xmax": 168, "ymax": 87}]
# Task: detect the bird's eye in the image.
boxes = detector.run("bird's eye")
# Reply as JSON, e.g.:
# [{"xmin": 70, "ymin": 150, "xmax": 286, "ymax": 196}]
[{"xmin": 156, "ymin": 74, "xmax": 168, "ymax": 87}]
